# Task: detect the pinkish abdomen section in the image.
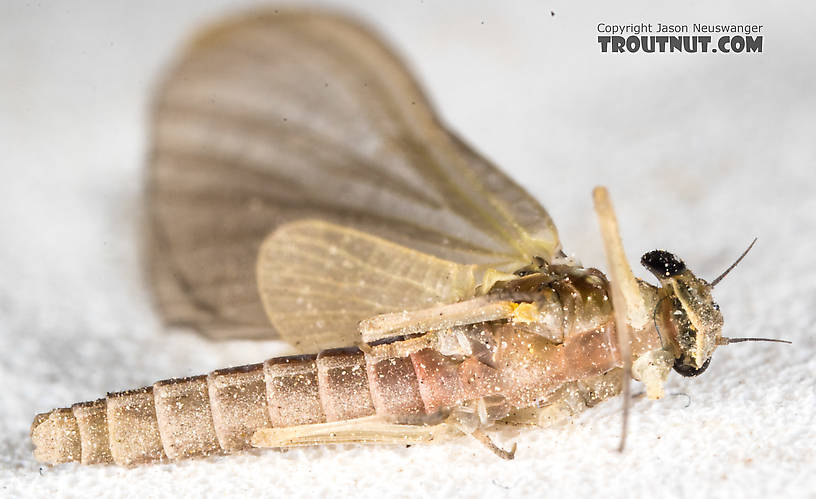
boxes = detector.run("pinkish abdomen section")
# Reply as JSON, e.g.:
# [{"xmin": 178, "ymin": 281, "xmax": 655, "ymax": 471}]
[{"xmin": 31, "ymin": 324, "xmax": 619, "ymax": 465}]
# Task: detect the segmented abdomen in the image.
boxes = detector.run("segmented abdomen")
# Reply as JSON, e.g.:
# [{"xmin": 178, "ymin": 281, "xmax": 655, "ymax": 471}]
[
  {"xmin": 31, "ymin": 323, "xmax": 620, "ymax": 465},
  {"xmin": 32, "ymin": 343, "xmax": 450, "ymax": 465}
]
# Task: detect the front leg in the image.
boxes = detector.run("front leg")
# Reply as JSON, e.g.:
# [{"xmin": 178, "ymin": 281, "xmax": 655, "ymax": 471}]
[{"xmin": 592, "ymin": 187, "xmax": 651, "ymax": 451}]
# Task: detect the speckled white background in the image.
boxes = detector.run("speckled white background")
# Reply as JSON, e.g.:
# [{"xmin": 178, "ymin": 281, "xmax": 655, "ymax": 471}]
[{"xmin": 1, "ymin": 1, "xmax": 814, "ymax": 498}]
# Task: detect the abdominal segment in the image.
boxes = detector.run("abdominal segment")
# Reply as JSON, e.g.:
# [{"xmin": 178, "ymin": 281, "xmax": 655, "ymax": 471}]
[{"xmin": 31, "ymin": 322, "xmax": 620, "ymax": 465}]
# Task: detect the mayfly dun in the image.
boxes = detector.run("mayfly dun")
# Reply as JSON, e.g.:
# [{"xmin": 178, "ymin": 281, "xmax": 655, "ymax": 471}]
[{"xmin": 30, "ymin": 9, "xmax": 789, "ymax": 466}]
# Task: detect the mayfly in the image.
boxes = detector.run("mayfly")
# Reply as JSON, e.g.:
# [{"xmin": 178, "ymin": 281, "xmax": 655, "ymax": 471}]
[{"xmin": 30, "ymin": 9, "xmax": 789, "ymax": 466}]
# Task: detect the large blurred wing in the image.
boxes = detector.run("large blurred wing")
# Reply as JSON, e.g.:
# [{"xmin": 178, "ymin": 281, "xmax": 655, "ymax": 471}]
[
  {"xmin": 147, "ymin": 9, "xmax": 560, "ymax": 340},
  {"xmin": 258, "ymin": 220, "xmax": 489, "ymax": 350}
]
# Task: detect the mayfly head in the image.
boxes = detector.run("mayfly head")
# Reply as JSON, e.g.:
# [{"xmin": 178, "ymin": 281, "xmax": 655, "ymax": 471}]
[{"xmin": 640, "ymin": 249, "xmax": 724, "ymax": 377}]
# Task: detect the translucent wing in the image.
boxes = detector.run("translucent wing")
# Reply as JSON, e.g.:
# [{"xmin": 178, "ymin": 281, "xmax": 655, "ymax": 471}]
[
  {"xmin": 258, "ymin": 220, "xmax": 491, "ymax": 350},
  {"xmin": 147, "ymin": 9, "xmax": 561, "ymax": 340}
]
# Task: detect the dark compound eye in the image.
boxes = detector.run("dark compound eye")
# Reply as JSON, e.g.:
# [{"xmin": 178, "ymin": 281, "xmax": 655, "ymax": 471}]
[
  {"xmin": 641, "ymin": 250, "xmax": 686, "ymax": 278},
  {"xmin": 673, "ymin": 357, "xmax": 711, "ymax": 377}
]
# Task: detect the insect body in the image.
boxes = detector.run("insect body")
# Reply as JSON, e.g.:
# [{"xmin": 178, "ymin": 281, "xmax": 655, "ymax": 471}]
[
  {"xmin": 31, "ymin": 254, "xmax": 630, "ymax": 465},
  {"xmin": 30, "ymin": 217, "xmax": 743, "ymax": 465},
  {"xmin": 30, "ymin": 9, "xmax": 787, "ymax": 466}
]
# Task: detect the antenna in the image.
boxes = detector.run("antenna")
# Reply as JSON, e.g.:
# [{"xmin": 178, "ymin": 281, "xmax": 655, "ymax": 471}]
[
  {"xmin": 718, "ymin": 337, "xmax": 792, "ymax": 345},
  {"xmin": 710, "ymin": 238, "xmax": 758, "ymax": 287}
]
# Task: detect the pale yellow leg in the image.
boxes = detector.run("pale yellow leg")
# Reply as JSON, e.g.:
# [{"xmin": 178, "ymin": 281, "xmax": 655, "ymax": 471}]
[
  {"xmin": 359, "ymin": 296, "xmax": 518, "ymax": 343},
  {"xmin": 592, "ymin": 187, "xmax": 649, "ymax": 329},
  {"xmin": 251, "ymin": 416, "xmax": 460, "ymax": 448},
  {"xmin": 593, "ymin": 187, "xmax": 651, "ymax": 451},
  {"xmin": 251, "ymin": 410, "xmax": 523, "ymax": 461}
]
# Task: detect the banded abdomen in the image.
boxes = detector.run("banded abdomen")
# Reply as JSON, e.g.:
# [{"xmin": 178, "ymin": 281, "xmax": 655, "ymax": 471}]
[
  {"xmin": 31, "ymin": 315, "xmax": 626, "ymax": 466},
  {"xmin": 33, "ymin": 348, "xmax": 369, "ymax": 465}
]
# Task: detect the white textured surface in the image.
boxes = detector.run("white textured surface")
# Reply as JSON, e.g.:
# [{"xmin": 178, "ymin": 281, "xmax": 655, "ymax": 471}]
[{"xmin": 1, "ymin": 1, "xmax": 814, "ymax": 498}]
